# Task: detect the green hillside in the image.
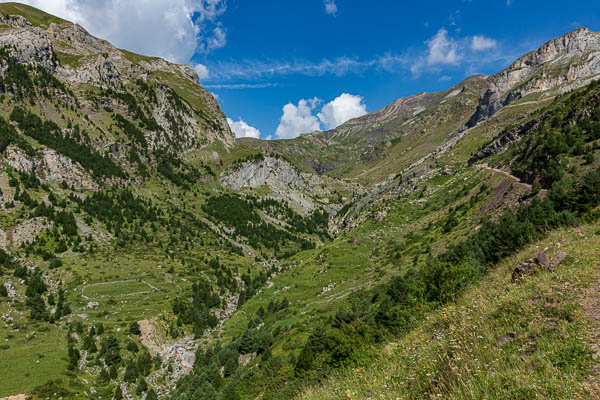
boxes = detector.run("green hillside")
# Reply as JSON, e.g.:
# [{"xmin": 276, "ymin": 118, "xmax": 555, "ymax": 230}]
[{"xmin": 1, "ymin": 4, "xmax": 600, "ymax": 400}]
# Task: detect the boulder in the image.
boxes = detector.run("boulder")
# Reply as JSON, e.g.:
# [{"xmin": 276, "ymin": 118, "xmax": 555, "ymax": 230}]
[
  {"xmin": 537, "ymin": 251, "xmax": 550, "ymax": 267},
  {"xmin": 550, "ymin": 251, "xmax": 568, "ymax": 269},
  {"xmin": 512, "ymin": 251, "xmax": 569, "ymax": 281}
]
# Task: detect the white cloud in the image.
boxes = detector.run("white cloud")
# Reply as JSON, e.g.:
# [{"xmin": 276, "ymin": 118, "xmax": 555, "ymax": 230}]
[
  {"xmin": 205, "ymin": 83, "xmax": 275, "ymax": 89},
  {"xmin": 19, "ymin": 0, "xmax": 227, "ymax": 64},
  {"xmin": 471, "ymin": 35, "xmax": 497, "ymax": 51},
  {"xmin": 274, "ymin": 94, "xmax": 368, "ymax": 138},
  {"xmin": 426, "ymin": 28, "xmax": 460, "ymax": 66},
  {"xmin": 227, "ymin": 118, "xmax": 261, "ymax": 139},
  {"xmin": 197, "ymin": 26, "xmax": 227, "ymax": 54},
  {"xmin": 324, "ymin": 0, "xmax": 337, "ymax": 16},
  {"xmin": 318, "ymin": 93, "xmax": 367, "ymax": 130},
  {"xmin": 205, "ymin": 55, "xmax": 407, "ymax": 81},
  {"xmin": 409, "ymin": 29, "xmax": 508, "ymax": 78},
  {"xmin": 194, "ymin": 63, "xmax": 210, "ymax": 80},
  {"xmin": 275, "ymin": 98, "xmax": 321, "ymax": 139}
]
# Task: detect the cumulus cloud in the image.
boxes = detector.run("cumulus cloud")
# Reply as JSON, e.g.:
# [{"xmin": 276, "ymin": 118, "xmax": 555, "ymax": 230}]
[
  {"xmin": 318, "ymin": 93, "xmax": 367, "ymax": 130},
  {"xmin": 19, "ymin": 0, "xmax": 227, "ymax": 63},
  {"xmin": 471, "ymin": 35, "xmax": 497, "ymax": 51},
  {"xmin": 274, "ymin": 94, "xmax": 368, "ymax": 139},
  {"xmin": 227, "ymin": 118, "xmax": 261, "ymax": 139},
  {"xmin": 324, "ymin": 0, "xmax": 337, "ymax": 16},
  {"xmin": 275, "ymin": 98, "xmax": 321, "ymax": 139},
  {"xmin": 194, "ymin": 63, "xmax": 210, "ymax": 80}
]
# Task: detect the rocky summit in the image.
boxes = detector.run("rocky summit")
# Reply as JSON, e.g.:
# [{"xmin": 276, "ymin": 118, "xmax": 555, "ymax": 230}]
[{"xmin": 2, "ymin": 3, "xmax": 600, "ymax": 400}]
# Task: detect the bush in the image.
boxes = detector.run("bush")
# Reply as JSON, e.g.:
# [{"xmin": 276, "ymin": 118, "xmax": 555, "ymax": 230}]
[
  {"xmin": 129, "ymin": 321, "xmax": 141, "ymax": 335},
  {"xmin": 49, "ymin": 258, "xmax": 62, "ymax": 269}
]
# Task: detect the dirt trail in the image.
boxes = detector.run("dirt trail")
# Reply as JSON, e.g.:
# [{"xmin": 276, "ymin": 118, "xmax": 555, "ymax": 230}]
[
  {"xmin": 475, "ymin": 163, "xmax": 532, "ymax": 190},
  {"xmin": 583, "ymin": 267, "xmax": 600, "ymax": 396},
  {"xmin": 504, "ymin": 96, "xmax": 556, "ymax": 108}
]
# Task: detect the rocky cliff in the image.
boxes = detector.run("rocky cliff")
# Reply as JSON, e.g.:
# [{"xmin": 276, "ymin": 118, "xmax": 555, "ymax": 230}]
[
  {"xmin": 466, "ymin": 28, "xmax": 600, "ymax": 128},
  {"xmin": 220, "ymin": 156, "xmax": 332, "ymax": 213},
  {"xmin": 0, "ymin": 4, "xmax": 234, "ymax": 151}
]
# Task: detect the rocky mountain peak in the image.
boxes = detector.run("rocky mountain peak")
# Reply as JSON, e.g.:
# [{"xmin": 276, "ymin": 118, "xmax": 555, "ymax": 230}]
[
  {"xmin": 0, "ymin": 4, "xmax": 234, "ymax": 150},
  {"xmin": 465, "ymin": 28, "xmax": 600, "ymax": 128}
]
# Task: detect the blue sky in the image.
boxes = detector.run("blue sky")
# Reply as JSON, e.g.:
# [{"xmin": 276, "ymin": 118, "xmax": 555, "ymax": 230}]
[{"xmin": 19, "ymin": 0, "xmax": 600, "ymax": 139}]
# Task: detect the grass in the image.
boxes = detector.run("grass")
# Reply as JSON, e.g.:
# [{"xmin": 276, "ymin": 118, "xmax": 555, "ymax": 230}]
[
  {"xmin": 154, "ymin": 70, "xmax": 208, "ymax": 114},
  {"xmin": 54, "ymin": 51, "xmax": 85, "ymax": 69},
  {"xmin": 0, "ymin": 323, "xmax": 68, "ymax": 397},
  {"xmin": 300, "ymin": 224, "xmax": 600, "ymax": 399},
  {"xmin": 120, "ymin": 49, "xmax": 160, "ymax": 65},
  {"xmin": 0, "ymin": 2, "xmax": 67, "ymax": 27}
]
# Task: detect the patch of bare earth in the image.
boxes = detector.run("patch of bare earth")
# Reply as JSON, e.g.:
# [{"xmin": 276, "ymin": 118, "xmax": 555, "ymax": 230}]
[
  {"xmin": 138, "ymin": 318, "xmax": 163, "ymax": 355},
  {"xmin": 0, "ymin": 394, "xmax": 28, "ymax": 400}
]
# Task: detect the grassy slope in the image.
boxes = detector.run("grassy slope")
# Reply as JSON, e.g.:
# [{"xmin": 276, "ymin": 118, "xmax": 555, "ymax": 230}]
[
  {"xmin": 301, "ymin": 223, "xmax": 600, "ymax": 399},
  {"xmin": 0, "ymin": 2, "xmax": 67, "ymax": 27}
]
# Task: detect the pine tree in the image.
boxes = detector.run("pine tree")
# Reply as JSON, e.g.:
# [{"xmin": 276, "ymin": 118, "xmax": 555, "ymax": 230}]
[
  {"xmin": 295, "ymin": 346, "xmax": 313, "ymax": 373},
  {"xmin": 129, "ymin": 321, "xmax": 141, "ymax": 335},
  {"xmin": 67, "ymin": 345, "xmax": 80, "ymax": 371},
  {"xmin": 123, "ymin": 360, "xmax": 137, "ymax": 383},
  {"xmin": 98, "ymin": 367, "xmax": 110, "ymax": 384},
  {"xmin": 109, "ymin": 364, "xmax": 118, "ymax": 380},
  {"xmin": 137, "ymin": 351, "xmax": 152, "ymax": 376},
  {"xmin": 101, "ymin": 336, "xmax": 121, "ymax": 366},
  {"xmin": 146, "ymin": 388, "xmax": 158, "ymax": 400},
  {"xmin": 220, "ymin": 384, "xmax": 240, "ymax": 400},
  {"xmin": 238, "ymin": 329, "xmax": 254, "ymax": 355},
  {"xmin": 135, "ymin": 378, "xmax": 148, "ymax": 395}
]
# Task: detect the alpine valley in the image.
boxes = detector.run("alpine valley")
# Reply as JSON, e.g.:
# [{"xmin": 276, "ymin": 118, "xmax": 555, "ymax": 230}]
[{"xmin": 2, "ymin": 3, "xmax": 600, "ymax": 400}]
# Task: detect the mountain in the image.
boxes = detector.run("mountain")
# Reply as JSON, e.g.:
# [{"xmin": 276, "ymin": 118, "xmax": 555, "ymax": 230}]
[{"xmin": 1, "ymin": 3, "xmax": 600, "ymax": 399}]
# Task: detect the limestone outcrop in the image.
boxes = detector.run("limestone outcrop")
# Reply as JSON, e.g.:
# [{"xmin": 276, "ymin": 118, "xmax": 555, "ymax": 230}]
[
  {"xmin": 466, "ymin": 28, "xmax": 600, "ymax": 128},
  {"xmin": 4, "ymin": 145, "xmax": 99, "ymax": 191}
]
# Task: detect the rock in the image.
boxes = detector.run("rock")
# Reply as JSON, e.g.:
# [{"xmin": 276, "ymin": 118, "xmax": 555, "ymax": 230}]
[
  {"xmin": 512, "ymin": 251, "xmax": 569, "ymax": 281},
  {"xmin": 0, "ymin": 22, "xmax": 56, "ymax": 71},
  {"xmin": 0, "ymin": 229, "xmax": 7, "ymax": 250},
  {"xmin": 550, "ymin": 251, "xmax": 568, "ymax": 269},
  {"xmin": 374, "ymin": 210, "xmax": 388, "ymax": 221},
  {"xmin": 4, "ymin": 145, "xmax": 99, "ymax": 191},
  {"xmin": 511, "ymin": 257, "xmax": 537, "ymax": 281},
  {"xmin": 238, "ymin": 352, "xmax": 256, "ymax": 367},
  {"xmin": 537, "ymin": 251, "xmax": 550, "ymax": 267},
  {"xmin": 86, "ymin": 302, "xmax": 99, "ymax": 309},
  {"xmin": 220, "ymin": 156, "xmax": 329, "ymax": 214},
  {"xmin": 0, "ymin": 12, "xmax": 234, "ymax": 154},
  {"xmin": 496, "ymin": 332, "xmax": 517, "ymax": 346},
  {"xmin": 12, "ymin": 217, "xmax": 52, "ymax": 247},
  {"xmin": 3, "ymin": 282, "xmax": 16, "ymax": 298}
]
